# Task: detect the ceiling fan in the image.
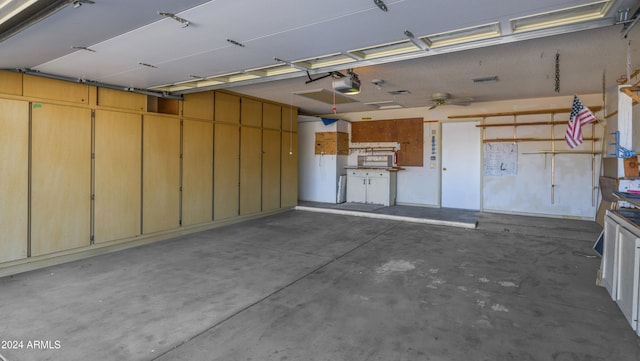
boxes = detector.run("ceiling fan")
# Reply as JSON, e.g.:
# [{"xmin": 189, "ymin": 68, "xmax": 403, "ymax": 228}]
[{"xmin": 428, "ymin": 92, "xmax": 474, "ymax": 110}]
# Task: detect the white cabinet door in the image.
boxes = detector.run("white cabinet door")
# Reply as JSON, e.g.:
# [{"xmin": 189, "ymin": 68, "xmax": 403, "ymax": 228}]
[
  {"xmin": 635, "ymin": 239, "xmax": 640, "ymax": 336},
  {"xmin": 346, "ymin": 171, "xmax": 367, "ymax": 203},
  {"xmin": 616, "ymin": 227, "xmax": 639, "ymax": 330},
  {"xmin": 603, "ymin": 214, "xmax": 619, "ymax": 299},
  {"xmin": 367, "ymin": 172, "xmax": 390, "ymax": 205}
]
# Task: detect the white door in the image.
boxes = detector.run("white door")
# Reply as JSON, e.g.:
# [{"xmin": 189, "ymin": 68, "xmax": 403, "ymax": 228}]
[
  {"xmin": 441, "ymin": 121, "xmax": 481, "ymax": 210},
  {"xmin": 367, "ymin": 172, "xmax": 389, "ymax": 205}
]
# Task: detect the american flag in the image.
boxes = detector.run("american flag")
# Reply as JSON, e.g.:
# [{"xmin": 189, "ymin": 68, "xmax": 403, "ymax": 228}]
[{"xmin": 565, "ymin": 95, "xmax": 597, "ymax": 148}]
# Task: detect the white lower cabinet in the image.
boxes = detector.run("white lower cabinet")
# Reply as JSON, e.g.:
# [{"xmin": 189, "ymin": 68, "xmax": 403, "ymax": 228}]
[
  {"xmin": 603, "ymin": 210, "xmax": 640, "ymax": 335},
  {"xmin": 346, "ymin": 169, "xmax": 397, "ymax": 206}
]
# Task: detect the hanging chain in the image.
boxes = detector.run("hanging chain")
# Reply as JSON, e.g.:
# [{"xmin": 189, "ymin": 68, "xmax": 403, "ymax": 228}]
[
  {"xmin": 554, "ymin": 51, "xmax": 560, "ymax": 93},
  {"xmin": 602, "ymin": 70, "xmax": 606, "ymax": 110}
]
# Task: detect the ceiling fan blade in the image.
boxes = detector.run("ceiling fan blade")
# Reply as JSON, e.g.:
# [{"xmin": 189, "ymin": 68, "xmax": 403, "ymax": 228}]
[{"xmin": 428, "ymin": 104, "xmax": 438, "ymax": 110}]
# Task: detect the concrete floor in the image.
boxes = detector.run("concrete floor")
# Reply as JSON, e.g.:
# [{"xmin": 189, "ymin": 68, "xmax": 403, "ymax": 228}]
[{"xmin": 1, "ymin": 210, "xmax": 639, "ymax": 361}]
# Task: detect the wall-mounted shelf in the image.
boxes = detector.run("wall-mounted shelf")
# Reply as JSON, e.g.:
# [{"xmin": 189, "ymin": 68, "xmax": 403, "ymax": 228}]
[
  {"xmin": 454, "ymin": 104, "xmax": 603, "ymax": 205},
  {"xmin": 484, "ymin": 137, "xmax": 600, "ymax": 143},
  {"xmin": 349, "ymin": 146, "xmax": 396, "ymax": 154},
  {"xmin": 448, "ymin": 105, "xmax": 602, "ymax": 119},
  {"xmin": 522, "ymin": 151, "xmax": 602, "ymax": 155}
]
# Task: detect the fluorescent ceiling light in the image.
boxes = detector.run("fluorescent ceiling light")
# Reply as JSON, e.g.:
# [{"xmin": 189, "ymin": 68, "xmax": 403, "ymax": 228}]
[
  {"xmin": 246, "ymin": 64, "xmax": 300, "ymax": 77},
  {"xmin": 0, "ymin": 0, "xmax": 72, "ymax": 42},
  {"xmin": 294, "ymin": 53, "xmax": 356, "ymax": 69},
  {"xmin": 210, "ymin": 72, "xmax": 261, "ymax": 83},
  {"xmin": 350, "ymin": 40, "xmax": 422, "ymax": 60},
  {"xmin": 0, "ymin": 0, "xmax": 38, "ymax": 26},
  {"xmin": 421, "ymin": 23, "xmax": 500, "ymax": 48},
  {"xmin": 510, "ymin": 1, "xmax": 613, "ymax": 33}
]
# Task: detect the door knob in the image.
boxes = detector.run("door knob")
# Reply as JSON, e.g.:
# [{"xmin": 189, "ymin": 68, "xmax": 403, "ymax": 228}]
[{"xmin": 443, "ymin": 167, "xmax": 447, "ymax": 171}]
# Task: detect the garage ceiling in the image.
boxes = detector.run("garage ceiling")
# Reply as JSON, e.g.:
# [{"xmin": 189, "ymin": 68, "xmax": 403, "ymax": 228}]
[{"xmin": 1, "ymin": 0, "xmax": 639, "ymax": 115}]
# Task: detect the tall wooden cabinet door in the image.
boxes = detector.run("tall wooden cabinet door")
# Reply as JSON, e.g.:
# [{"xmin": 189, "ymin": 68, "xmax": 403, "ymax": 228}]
[
  {"xmin": 262, "ymin": 129, "xmax": 281, "ymax": 211},
  {"xmin": 142, "ymin": 115, "xmax": 180, "ymax": 234},
  {"xmin": 94, "ymin": 110, "xmax": 142, "ymax": 243},
  {"xmin": 31, "ymin": 104, "xmax": 91, "ymax": 256},
  {"xmin": 214, "ymin": 123, "xmax": 240, "ymax": 220},
  {"xmin": 281, "ymin": 131, "xmax": 298, "ymax": 207},
  {"xmin": 0, "ymin": 99, "xmax": 28, "ymax": 262},
  {"xmin": 183, "ymin": 119, "xmax": 213, "ymax": 226},
  {"xmin": 240, "ymin": 127, "xmax": 262, "ymax": 215}
]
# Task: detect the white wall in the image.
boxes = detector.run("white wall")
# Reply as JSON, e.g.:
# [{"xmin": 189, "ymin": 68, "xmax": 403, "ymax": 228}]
[
  {"xmin": 327, "ymin": 94, "xmax": 604, "ymax": 219},
  {"xmin": 298, "ymin": 117, "xmax": 349, "ymax": 203}
]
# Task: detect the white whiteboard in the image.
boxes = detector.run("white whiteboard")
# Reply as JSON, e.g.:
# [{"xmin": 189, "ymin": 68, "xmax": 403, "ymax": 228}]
[{"xmin": 483, "ymin": 143, "xmax": 517, "ymax": 176}]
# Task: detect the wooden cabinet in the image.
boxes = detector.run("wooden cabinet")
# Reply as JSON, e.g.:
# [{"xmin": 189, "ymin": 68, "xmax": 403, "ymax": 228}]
[
  {"xmin": 94, "ymin": 110, "xmax": 142, "ymax": 243},
  {"xmin": 0, "ymin": 72, "xmax": 300, "ymax": 272},
  {"xmin": 240, "ymin": 127, "xmax": 262, "ymax": 215},
  {"xmin": 142, "ymin": 115, "xmax": 181, "ymax": 233},
  {"xmin": 282, "ymin": 106, "xmax": 297, "ymax": 132},
  {"xmin": 97, "ymin": 87, "xmax": 145, "ymax": 111},
  {"xmin": 183, "ymin": 91, "xmax": 214, "ymax": 120},
  {"xmin": 262, "ymin": 129, "xmax": 281, "ymax": 211},
  {"xmin": 182, "ymin": 119, "xmax": 213, "ymax": 226},
  {"xmin": 263, "ymin": 103, "xmax": 281, "ymax": 130},
  {"xmin": 0, "ymin": 70, "xmax": 22, "ymax": 96},
  {"xmin": 215, "ymin": 92, "xmax": 240, "ymax": 124},
  {"xmin": 24, "ymin": 75, "xmax": 89, "ymax": 104},
  {"xmin": 31, "ymin": 104, "xmax": 92, "ymax": 256},
  {"xmin": 214, "ymin": 124, "xmax": 240, "ymax": 220},
  {"xmin": 241, "ymin": 97, "xmax": 262, "ymax": 127},
  {"xmin": 346, "ymin": 169, "xmax": 397, "ymax": 206},
  {"xmin": 0, "ymin": 99, "xmax": 28, "ymax": 262}
]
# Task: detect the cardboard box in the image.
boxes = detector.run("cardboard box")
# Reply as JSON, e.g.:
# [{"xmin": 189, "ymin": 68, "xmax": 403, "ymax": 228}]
[
  {"xmin": 603, "ymin": 156, "xmax": 639, "ymax": 178},
  {"xmin": 624, "ymin": 156, "xmax": 639, "ymax": 177}
]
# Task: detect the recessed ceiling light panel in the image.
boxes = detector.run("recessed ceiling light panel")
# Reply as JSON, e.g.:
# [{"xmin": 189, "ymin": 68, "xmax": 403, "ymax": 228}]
[
  {"xmin": 510, "ymin": 1, "xmax": 613, "ymax": 33},
  {"xmin": 421, "ymin": 22, "xmax": 500, "ymax": 48},
  {"xmin": 350, "ymin": 40, "xmax": 421, "ymax": 60}
]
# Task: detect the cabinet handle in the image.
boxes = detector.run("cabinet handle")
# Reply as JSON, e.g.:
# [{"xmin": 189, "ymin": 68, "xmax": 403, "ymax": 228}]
[
  {"xmin": 368, "ymin": 179, "xmax": 371, "ymax": 185},
  {"xmin": 363, "ymin": 179, "xmax": 366, "ymax": 185}
]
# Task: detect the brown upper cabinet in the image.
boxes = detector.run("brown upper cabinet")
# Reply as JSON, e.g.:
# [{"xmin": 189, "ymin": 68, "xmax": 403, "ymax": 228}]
[
  {"xmin": 263, "ymin": 103, "xmax": 281, "ymax": 130},
  {"xmin": 241, "ymin": 97, "xmax": 262, "ymax": 127},
  {"xmin": 183, "ymin": 91, "xmax": 214, "ymax": 120},
  {"xmin": 214, "ymin": 92, "xmax": 240, "ymax": 124},
  {"xmin": 24, "ymin": 74, "xmax": 89, "ymax": 105},
  {"xmin": 0, "ymin": 71, "xmax": 22, "ymax": 96},
  {"xmin": 97, "ymin": 87, "xmax": 146, "ymax": 111},
  {"xmin": 281, "ymin": 106, "xmax": 297, "ymax": 132}
]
